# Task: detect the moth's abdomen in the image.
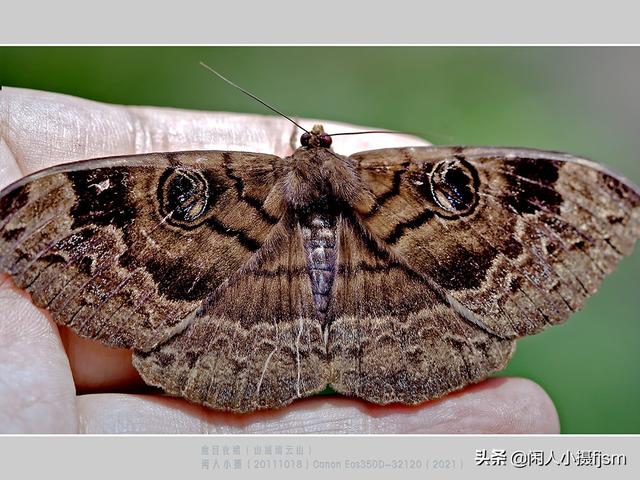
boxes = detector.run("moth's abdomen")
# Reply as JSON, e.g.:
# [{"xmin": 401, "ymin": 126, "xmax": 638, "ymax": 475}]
[{"xmin": 300, "ymin": 212, "xmax": 337, "ymax": 321}]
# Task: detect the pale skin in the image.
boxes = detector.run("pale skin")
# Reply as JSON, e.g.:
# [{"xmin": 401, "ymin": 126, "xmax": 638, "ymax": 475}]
[{"xmin": 0, "ymin": 87, "xmax": 560, "ymax": 433}]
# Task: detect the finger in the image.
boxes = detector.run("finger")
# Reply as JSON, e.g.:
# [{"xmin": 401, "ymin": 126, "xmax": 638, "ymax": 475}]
[
  {"xmin": 76, "ymin": 377, "xmax": 559, "ymax": 434},
  {"xmin": 0, "ymin": 86, "xmax": 428, "ymax": 174},
  {"xmin": 0, "ymin": 138, "xmax": 23, "ymax": 189},
  {"xmin": 58, "ymin": 327, "xmax": 145, "ymax": 393},
  {"xmin": 0, "ymin": 275, "xmax": 77, "ymax": 432},
  {"xmin": 1, "ymin": 86, "xmax": 429, "ymax": 391}
]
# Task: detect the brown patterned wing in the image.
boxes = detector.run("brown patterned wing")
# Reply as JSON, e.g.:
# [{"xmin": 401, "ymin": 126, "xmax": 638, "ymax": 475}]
[
  {"xmin": 351, "ymin": 146, "xmax": 640, "ymax": 339},
  {"xmin": 327, "ymin": 213, "xmax": 515, "ymax": 404},
  {"xmin": 133, "ymin": 217, "xmax": 329, "ymax": 412},
  {"xmin": 0, "ymin": 150, "xmax": 283, "ymax": 351}
]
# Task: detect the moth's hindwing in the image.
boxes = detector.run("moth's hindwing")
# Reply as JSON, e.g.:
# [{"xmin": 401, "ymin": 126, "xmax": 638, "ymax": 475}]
[
  {"xmin": 134, "ymin": 218, "xmax": 329, "ymax": 412},
  {"xmin": 326, "ymin": 212, "xmax": 516, "ymax": 404}
]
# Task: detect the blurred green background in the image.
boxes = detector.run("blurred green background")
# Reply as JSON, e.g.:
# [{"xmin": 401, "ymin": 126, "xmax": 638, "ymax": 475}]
[{"xmin": 0, "ymin": 47, "xmax": 638, "ymax": 433}]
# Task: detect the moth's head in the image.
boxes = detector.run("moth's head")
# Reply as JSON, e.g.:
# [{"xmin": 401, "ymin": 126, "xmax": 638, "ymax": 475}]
[{"xmin": 300, "ymin": 124, "xmax": 333, "ymax": 149}]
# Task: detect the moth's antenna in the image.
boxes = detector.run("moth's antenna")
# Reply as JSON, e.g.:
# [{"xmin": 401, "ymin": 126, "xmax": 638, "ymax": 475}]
[
  {"xmin": 327, "ymin": 130, "xmax": 398, "ymax": 136},
  {"xmin": 199, "ymin": 61, "xmax": 310, "ymax": 134},
  {"xmin": 328, "ymin": 129, "xmax": 454, "ymax": 143}
]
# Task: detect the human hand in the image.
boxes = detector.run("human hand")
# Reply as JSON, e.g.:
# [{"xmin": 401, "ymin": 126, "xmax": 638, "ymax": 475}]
[{"xmin": 0, "ymin": 87, "xmax": 559, "ymax": 433}]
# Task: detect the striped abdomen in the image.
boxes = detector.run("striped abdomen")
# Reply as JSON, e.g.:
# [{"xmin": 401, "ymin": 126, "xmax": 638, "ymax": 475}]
[{"xmin": 300, "ymin": 212, "xmax": 337, "ymax": 321}]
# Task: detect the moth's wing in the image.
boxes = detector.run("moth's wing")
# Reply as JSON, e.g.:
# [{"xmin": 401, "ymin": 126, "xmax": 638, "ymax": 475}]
[
  {"xmin": 133, "ymin": 218, "xmax": 328, "ymax": 412},
  {"xmin": 0, "ymin": 151, "xmax": 283, "ymax": 351},
  {"xmin": 327, "ymin": 213, "xmax": 515, "ymax": 404},
  {"xmin": 351, "ymin": 146, "xmax": 640, "ymax": 338}
]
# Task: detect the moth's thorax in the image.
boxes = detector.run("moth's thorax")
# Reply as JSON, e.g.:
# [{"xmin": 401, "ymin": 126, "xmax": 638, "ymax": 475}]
[
  {"xmin": 283, "ymin": 147, "xmax": 370, "ymax": 214},
  {"xmin": 283, "ymin": 147, "xmax": 344, "ymax": 210}
]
